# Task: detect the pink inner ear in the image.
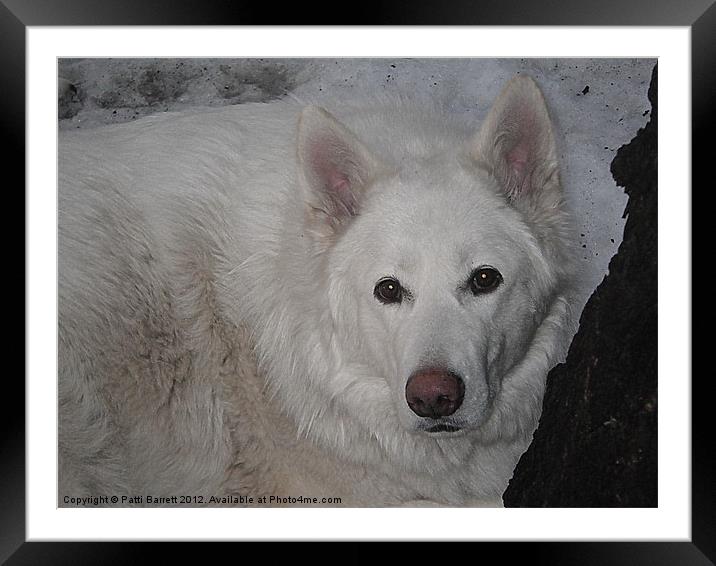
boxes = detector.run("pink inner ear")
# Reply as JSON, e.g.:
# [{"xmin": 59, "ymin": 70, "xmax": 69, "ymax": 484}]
[
  {"xmin": 504, "ymin": 137, "xmax": 536, "ymax": 198},
  {"xmin": 506, "ymin": 142, "xmax": 530, "ymax": 176},
  {"xmin": 329, "ymin": 173, "xmax": 351, "ymax": 197},
  {"xmin": 501, "ymin": 102, "xmax": 539, "ymax": 194},
  {"xmin": 328, "ymin": 172, "xmax": 356, "ymax": 212},
  {"xmin": 307, "ymin": 138, "xmax": 358, "ymax": 215}
]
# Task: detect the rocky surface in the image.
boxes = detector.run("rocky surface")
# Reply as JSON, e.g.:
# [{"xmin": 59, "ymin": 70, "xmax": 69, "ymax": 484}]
[{"xmin": 503, "ymin": 64, "xmax": 658, "ymax": 507}]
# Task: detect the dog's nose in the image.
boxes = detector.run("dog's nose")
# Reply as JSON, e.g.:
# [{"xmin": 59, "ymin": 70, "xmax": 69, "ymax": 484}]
[{"xmin": 405, "ymin": 369, "xmax": 465, "ymax": 418}]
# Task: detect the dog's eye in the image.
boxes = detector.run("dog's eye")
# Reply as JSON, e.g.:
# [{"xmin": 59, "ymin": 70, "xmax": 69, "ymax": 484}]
[
  {"xmin": 470, "ymin": 267, "xmax": 502, "ymax": 294},
  {"xmin": 374, "ymin": 278, "xmax": 403, "ymax": 304}
]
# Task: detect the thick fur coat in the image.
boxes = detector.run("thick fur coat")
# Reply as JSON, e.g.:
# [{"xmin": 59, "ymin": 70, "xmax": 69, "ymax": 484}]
[{"xmin": 58, "ymin": 76, "xmax": 577, "ymax": 507}]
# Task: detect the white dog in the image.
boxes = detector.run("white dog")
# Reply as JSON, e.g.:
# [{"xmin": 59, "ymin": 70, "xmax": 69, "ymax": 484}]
[{"xmin": 58, "ymin": 75, "xmax": 577, "ymax": 507}]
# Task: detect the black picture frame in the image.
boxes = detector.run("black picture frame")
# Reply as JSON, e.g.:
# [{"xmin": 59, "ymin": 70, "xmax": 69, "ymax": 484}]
[{"xmin": 9, "ymin": 0, "xmax": 706, "ymax": 562}]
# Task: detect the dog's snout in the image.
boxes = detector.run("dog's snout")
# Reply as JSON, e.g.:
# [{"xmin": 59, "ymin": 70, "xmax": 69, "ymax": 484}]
[{"xmin": 405, "ymin": 369, "xmax": 465, "ymax": 418}]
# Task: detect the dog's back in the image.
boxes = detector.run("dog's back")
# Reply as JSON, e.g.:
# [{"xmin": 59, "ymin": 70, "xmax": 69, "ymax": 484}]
[{"xmin": 58, "ymin": 106, "xmax": 279, "ymax": 499}]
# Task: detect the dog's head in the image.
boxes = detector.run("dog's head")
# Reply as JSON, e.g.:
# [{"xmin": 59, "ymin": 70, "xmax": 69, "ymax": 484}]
[{"xmin": 297, "ymin": 77, "xmax": 573, "ymax": 439}]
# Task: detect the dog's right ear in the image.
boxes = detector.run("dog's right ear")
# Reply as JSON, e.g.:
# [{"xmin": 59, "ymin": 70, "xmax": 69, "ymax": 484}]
[
  {"xmin": 472, "ymin": 77, "xmax": 573, "ymax": 273},
  {"xmin": 297, "ymin": 106, "xmax": 380, "ymax": 228},
  {"xmin": 471, "ymin": 76, "xmax": 561, "ymax": 212}
]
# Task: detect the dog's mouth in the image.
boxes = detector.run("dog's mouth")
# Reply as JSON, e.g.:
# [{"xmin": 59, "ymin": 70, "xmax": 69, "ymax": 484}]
[{"xmin": 425, "ymin": 423, "xmax": 461, "ymax": 434}]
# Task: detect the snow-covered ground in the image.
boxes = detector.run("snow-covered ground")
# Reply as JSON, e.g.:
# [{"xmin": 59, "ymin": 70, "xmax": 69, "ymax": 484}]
[{"xmin": 58, "ymin": 57, "xmax": 656, "ymax": 323}]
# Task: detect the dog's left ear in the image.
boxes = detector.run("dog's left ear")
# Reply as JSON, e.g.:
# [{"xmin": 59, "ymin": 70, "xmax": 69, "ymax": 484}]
[
  {"xmin": 298, "ymin": 106, "xmax": 381, "ymax": 228},
  {"xmin": 472, "ymin": 76, "xmax": 561, "ymax": 210}
]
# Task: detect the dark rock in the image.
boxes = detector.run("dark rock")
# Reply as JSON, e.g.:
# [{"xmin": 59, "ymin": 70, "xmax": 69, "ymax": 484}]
[
  {"xmin": 58, "ymin": 79, "xmax": 84, "ymax": 119},
  {"xmin": 136, "ymin": 66, "xmax": 187, "ymax": 106},
  {"xmin": 503, "ymin": 64, "xmax": 658, "ymax": 507},
  {"xmin": 215, "ymin": 60, "xmax": 299, "ymax": 103}
]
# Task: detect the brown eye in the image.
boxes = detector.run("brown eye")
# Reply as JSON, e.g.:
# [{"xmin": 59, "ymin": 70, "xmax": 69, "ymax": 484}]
[
  {"xmin": 470, "ymin": 267, "xmax": 502, "ymax": 294},
  {"xmin": 374, "ymin": 278, "xmax": 403, "ymax": 304}
]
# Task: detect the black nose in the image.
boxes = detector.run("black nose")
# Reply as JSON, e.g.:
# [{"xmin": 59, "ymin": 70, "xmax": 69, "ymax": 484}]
[{"xmin": 405, "ymin": 369, "xmax": 465, "ymax": 418}]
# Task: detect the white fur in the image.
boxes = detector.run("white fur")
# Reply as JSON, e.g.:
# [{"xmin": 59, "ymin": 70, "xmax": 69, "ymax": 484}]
[{"xmin": 58, "ymin": 76, "xmax": 578, "ymax": 507}]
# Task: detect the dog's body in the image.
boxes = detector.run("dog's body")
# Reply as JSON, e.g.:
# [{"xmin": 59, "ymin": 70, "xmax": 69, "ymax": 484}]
[{"xmin": 59, "ymin": 77, "xmax": 577, "ymax": 507}]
